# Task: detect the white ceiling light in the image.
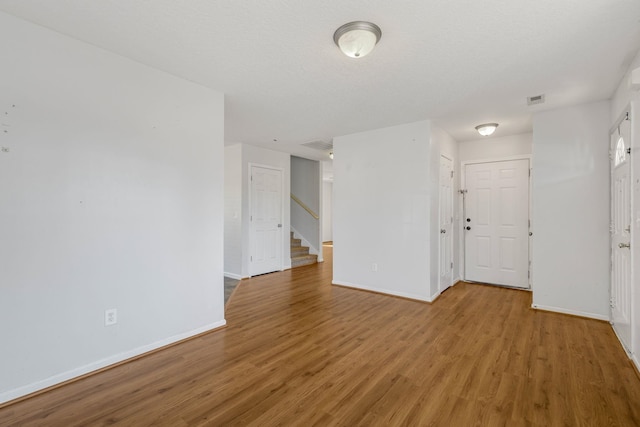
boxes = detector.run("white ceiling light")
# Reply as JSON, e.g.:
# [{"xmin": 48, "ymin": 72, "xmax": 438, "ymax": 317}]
[
  {"xmin": 329, "ymin": 151, "xmax": 334, "ymax": 159},
  {"xmin": 475, "ymin": 123, "xmax": 498, "ymax": 136},
  {"xmin": 333, "ymin": 21, "xmax": 382, "ymax": 59}
]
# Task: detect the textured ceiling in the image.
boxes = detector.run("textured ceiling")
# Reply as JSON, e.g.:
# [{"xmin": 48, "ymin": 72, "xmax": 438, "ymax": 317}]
[{"xmin": 1, "ymin": 0, "xmax": 639, "ymax": 160}]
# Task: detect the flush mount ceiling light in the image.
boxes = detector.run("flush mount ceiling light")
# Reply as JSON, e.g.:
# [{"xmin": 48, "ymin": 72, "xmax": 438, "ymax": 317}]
[
  {"xmin": 475, "ymin": 123, "xmax": 499, "ymax": 136},
  {"xmin": 329, "ymin": 151, "xmax": 334, "ymax": 159},
  {"xmin": 333, "ymin": 21, "xmax": 382, "ymax": 58}
]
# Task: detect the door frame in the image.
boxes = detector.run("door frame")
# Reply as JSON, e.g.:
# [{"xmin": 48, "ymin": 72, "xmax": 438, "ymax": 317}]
[
  {"xmin": 439, "ymin": 155, "xmax": 455, "ymax": 293},
  {"xmin": 460, "ymin": 155, "xmax": 533, "ymax": 289},
  {"xmin": 248, "ymin": 163, "xmax": 285, "ymax": 277}
]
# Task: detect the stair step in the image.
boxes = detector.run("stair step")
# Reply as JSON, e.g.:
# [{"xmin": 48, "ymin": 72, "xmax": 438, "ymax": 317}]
[
  {"xmin": 291, "ymin": 238, "xmax": 302, "ymax": 247},
  {"xmin": 291, "ymin": 245, "xmax": 309, "ymax": 256},
  {"xmin": 291, "ymin": 254, "xmax": 318, "ymax": 268}
]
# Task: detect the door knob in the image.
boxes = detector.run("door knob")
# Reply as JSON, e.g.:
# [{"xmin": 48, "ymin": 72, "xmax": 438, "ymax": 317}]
[
  {"xmin": 466, "ymin": 226, "xmax": 471, "ymax": 231},
  {"xmin": 440, "ymin": 229, "xmax": 446, "ymax": 234},
  {"xmin": 619, "ymin": 242, "xmax": 631, "ymax": 249},
  {"xmin": 466, "ymin": 218, "xmax": 471, "ymax": 222}
]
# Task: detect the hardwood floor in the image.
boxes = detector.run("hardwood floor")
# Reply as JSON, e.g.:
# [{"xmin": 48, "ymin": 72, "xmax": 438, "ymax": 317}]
[{"xmin": 2, "ymin": 246, "xmax": 640, "ymax": 426}]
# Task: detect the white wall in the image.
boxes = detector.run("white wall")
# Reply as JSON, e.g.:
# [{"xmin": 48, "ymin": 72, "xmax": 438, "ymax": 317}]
[
  {"xmin": 291, "ymin": 156, "xmax": 320, "ymax": 252},
  {"xmin": 333, "ymin": 121, "xmax": 434, "ymax": 301},
  {"xmin": 241, "ymin": 144, "xmax": 291, "ymax": 276},
  {"xmin": 611, "ymin": 49, "xmax": 640, "ymax": 370},
  {"xmin": 0, "ymin": 12, "xmax": 225, "ymax": 403},
  {"xmin": 322, "ymin": 181, "xmax": 333, "ymax": 242},
  {"xmin": 531, "ymin": 101, "xmax": 610, "ymax": 320},
  {"xmin": 224, "ymin": 144, "xmax": 243, "ymax": 278},
  {"xmin": 458, "ymin": 133, "xmax": 532, "ymax": 163}
]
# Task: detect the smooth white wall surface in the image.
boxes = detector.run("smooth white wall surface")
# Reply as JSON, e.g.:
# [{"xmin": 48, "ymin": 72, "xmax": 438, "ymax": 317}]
[
  {"xmin": 532, "ymin": 101, "xmax": 610, "ymax": 319},
  {"xmin": 333, "ymin": 121, "xmax": 433, "ymax": 301},
  {"xmin": 0, "ymin": 12, "xmax": 225, "ymax": 403},
  {"xmin": 291, "ymin": 156, "xmax": 320, "ymax": 251},
  {"xmin": 241, "ymin": 144, "xmax": 291, "ymax": 276},
  {"xmin": 224, "ymin": 144, "xmax": 242, "ymax": 278},
  {"xmin": 458, "ymin": 133, "xmax": 533, "ymax": 163},
  {"xmin": 322, "ymin": 181, "xmax": 333, "ymax": 242},
  {"xmin": 611, "ymin": 49, "xmax": 640, "ymax": 369}
]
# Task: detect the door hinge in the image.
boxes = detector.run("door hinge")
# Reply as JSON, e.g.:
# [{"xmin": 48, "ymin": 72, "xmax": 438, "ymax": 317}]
[
  {"xmin": 450, "ymin": 170, "xmax": 454, "ymax": 178},
  {"xmin": 251, "ymin": 256, "xmax": 253, "ymax": 261},
  {"xmin": 528, "ymin": 270, "xmax": 530, "ymax": 278},
  {"xmin": 627, "ymin": 147, "xmax": 631, "ymax": 155},
  {"xmin": 528, "ymin": 219, "xmax": 531, "ymax": 228},
  {"xmin": 450, "ymin": 262, "xmax": 453, "ymax": 269}
]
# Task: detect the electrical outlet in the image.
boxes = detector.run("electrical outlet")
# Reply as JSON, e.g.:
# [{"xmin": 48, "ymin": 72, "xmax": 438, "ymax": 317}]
[
  {"xmin": 372, "ymin": 263, "xmax": 378, "ymax": 272},
  {"xmin": 105, "ymin": 308, "xmax": 117, "ymax": 326}
]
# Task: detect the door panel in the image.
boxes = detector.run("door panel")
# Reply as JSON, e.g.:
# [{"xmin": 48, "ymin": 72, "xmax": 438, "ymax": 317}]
[
  {"xmin": 611, "ymin": 117, "xmax": 632, "ymax": 352},
  {"xmin": 251, "ymin": 165, "xmax": 283, "ymax": 276},
  {"xmin": 464, "ymin": 159, "xmax": 529, "ymax": 288},
  {"xmin": 439, "ymin": 156, "xmax": 454, "ymax": 292}
]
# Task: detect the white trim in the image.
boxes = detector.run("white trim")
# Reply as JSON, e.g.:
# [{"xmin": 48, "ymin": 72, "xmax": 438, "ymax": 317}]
[
  {"xmin": 332, "ymin": 280, "xmax": 432, "ymax": 302},
  {"xmin": 0, "ymin": 320, "xmax": 227, "ymax": 405},
  {"xmin": 248, "ymin": 163, "xmax": 285, "ymax": 277},
  {"xmin": 531, "ymin": 304, "xmax": 609, "ymax": 321},
  {"xmin": 461, "ymin": 154, "xmax": 533, "ymax": 166},
  {"xmin": 224, "ymin": 272, "xmax": 244, "ymax": 280},
  {"xmin": 633, "ymin": 353, "xmax": 640, "ymax": 374}
]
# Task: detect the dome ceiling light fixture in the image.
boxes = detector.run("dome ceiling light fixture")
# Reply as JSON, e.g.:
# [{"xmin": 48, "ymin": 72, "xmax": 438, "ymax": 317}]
[
  {"xmin": 333, "ymin": 21, "xmax": 382, "ymax": 59},
  {"xmin": 475, "ymin": 123, "xmax": 499, "ymax": 136}
]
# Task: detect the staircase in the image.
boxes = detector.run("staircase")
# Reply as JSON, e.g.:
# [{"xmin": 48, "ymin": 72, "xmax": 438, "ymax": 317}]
[{"xmin": 290, "ymin": 231, "xmax": 317, "ymax": 268}]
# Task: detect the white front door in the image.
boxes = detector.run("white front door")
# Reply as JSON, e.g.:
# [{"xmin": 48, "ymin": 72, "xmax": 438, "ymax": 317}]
[
  {"xmin": 250, "ymin": 165, "xmax": 283, "ymax": 276},
  {"xmin": 439, "ymin": 156, "xmax": 454, "ymax": 292},
  {"xmin": 464, "ymin": 159, "xmax": 530, "ymax": 288},
  {"xmin": 611, "ymin": 116, "xmax": 632, "ymax": 352}
]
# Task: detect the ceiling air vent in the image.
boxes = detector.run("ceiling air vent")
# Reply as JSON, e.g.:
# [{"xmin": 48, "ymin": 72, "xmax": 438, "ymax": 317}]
[
  {"xmin": 527, "ymin": 94, "xmax": 545, "ymax": 106},
  {"xmin": 301, "ymin": 140, "xmax": 333, "ymax": 151}
]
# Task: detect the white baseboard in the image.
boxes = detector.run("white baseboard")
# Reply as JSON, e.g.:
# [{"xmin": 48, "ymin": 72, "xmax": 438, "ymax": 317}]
[
  {"xmin": 332, "ymin": 280, "xmax": 431, "ymax": 303},
  {"xmin": 224, "ymin": 272, "xmax": 243, "ymax": 280},
  {"xmin": 633, "ymin": 353, "xmax": 640, "ymax": 373},
  {"xmin": 531, "ymin": 304, "xmax": 609, "ymax": 321},
  {"xmin": 0, "ymin": 319, "xmax": 227, "ymax": 405}
]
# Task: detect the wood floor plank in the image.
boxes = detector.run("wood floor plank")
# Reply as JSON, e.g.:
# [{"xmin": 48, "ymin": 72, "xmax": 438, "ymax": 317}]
[{"xmin": 1, "ymin": 246, "xmax": 640, "ymax": 426}]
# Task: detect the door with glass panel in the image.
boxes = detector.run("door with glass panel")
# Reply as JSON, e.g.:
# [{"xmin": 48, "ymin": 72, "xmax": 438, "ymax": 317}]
[{"xmin": 610, "ymin": 115, "xmax": 632, "ymax": 352}]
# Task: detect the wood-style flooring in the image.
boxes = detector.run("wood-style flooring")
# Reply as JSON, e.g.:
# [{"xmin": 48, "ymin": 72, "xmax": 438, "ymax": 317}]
[{"xmin": 2, "ymin": 246, "xmax": 640, "ymax": 426}]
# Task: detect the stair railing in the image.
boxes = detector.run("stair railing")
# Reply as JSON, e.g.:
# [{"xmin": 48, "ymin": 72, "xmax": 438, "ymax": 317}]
[{"xmin": 290, "ymin": 193, "xmax": 319, "ymax": 220}]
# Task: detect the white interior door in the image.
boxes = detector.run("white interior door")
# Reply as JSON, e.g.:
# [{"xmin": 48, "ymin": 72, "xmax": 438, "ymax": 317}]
[
  {"xmin": 611, "ymin": 116, "xmax": 632, "ymax": 352},
  {"xmin": 250, "ymin": 165, "xmax": 283, "ymax": 276},
  {"xmin": 464, "ymin": 159, "xmax": 530, "ymax": 288},
  {"xmin": 439, "ymin": 156, "xmax": 454, "ymax": 292}
]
